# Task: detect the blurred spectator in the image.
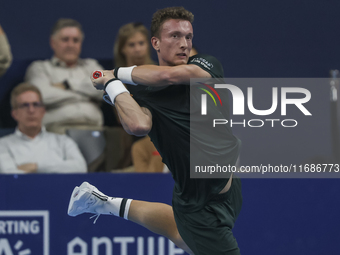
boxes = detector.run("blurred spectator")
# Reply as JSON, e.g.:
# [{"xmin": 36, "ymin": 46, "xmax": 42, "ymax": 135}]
[
  {"xmin": 113, "ymin": 22, "xmax": 155, "ymax": 96},
  {"xmin": 0, "ymin": 83, "xmax": 87, "ymax": 174},
  {"xmin": 25, "ymin": 18, "xmax": 103, "ymax": 134},
  {"xmin": 0, "ymin": 24, "xmax": 12, "ymax": 77},
  {"xmin": 114, "ymin": 22, "xmax": 154, "ymax": 67},
  {"xmin": 102, "ymin": 22, "xmax": 155, "ymax": 172},
  {"xmin": 132, "ymin": 136, "xmax": 166, "ymax": 173},
  {"xmin": 108, "ymin": 22, "xmax": 167, "ymax": 173},
  {"xmin": 190, "ymin": 45, "xmax": 198, "ymax": 57}
]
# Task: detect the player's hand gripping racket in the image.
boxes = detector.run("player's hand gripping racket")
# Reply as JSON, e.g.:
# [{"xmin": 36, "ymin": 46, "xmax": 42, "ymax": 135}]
[
  {"xmin": 92, "ymin": 70, "xmax": 103, "ymax": 79},
  {"xmin": 91, "ymin": 70, "xmax": 105, "ymax": 90}
]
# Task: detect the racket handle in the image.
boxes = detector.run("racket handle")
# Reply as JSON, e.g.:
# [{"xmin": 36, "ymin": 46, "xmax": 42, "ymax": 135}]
[{"xmin": 92, "ymin": 70, "xmax": 103, "ymax": 79}]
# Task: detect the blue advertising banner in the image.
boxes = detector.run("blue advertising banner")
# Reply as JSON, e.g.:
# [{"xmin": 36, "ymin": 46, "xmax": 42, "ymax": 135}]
[
  {"xmin": 0, "ymin": 211, "xmax": 48, "ymax": 255},
  {"xmin": 0, "ymin": 173, "xmax": 183, "ymax": 255},
  {"xmin": 1, "ymin": 174, "xmax": 340, "ymax": 255}
]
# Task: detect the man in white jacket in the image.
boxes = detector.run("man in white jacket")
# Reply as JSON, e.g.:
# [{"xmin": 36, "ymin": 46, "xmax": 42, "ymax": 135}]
[
  {"xmin": 25, "ymin": 18, "xmax": 103, "ymax": 134},
  {"xmin": 0, "ymin": 83, "xmax": 87, "ymax": 174}
]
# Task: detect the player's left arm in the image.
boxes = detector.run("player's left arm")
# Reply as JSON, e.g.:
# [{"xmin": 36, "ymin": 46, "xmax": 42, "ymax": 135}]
[
  {"xmin": 130, "ymin": 64, "xmax": 211, "ymax": 86},
  {"xmin": 113, "ymin": 54, "xmax": 223, "ymax": 86}
]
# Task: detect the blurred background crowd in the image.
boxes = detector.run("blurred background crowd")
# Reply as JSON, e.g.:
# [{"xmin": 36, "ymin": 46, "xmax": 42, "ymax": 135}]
[{"xmin": 1, "ymin": 0, "xmax": 340, "ymax": 173}]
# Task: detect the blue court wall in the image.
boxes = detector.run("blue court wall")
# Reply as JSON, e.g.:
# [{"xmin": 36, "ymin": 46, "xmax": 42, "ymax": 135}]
[{"xmin": 1, "ymin": 173, "xmax": 340, "ymax": 255}]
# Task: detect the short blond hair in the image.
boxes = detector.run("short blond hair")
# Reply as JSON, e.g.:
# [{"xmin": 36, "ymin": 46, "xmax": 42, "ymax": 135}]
[
  {"xmin": 151, "ymin": 7, "xmax": 194, "ymax": 38},
  {"xmin": 11, "ymin": 83, "xmax": 43, "ymax": 109},
  {"xmin": 50, "ymin": 18, "xmax": 84, "ymax": 38}
]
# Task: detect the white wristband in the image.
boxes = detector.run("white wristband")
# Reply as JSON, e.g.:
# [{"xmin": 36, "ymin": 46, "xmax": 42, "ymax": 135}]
[
  {"xmin": 117, "ymin": 65, "xmax": 138, "ymax": 85},
  {"xmin": 124, "ymin": 199, "xmax": 133, "ymax": 220},
  {"xmin": 104, "ymin": 80, "xmax": 129, "ymax": 105}
]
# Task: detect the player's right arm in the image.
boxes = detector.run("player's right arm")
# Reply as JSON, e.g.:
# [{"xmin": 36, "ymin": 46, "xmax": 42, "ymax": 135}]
[
  {"xmin": 115, "ymin": 93, "xmax": 152, "ymax": 136},
  {"xmin": 91, "ymin": 71, "xmax": 152, "ymax": 136}
]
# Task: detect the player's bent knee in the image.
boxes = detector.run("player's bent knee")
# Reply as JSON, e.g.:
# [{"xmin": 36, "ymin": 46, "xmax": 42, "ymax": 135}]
[{"xmin": 171, "ymin": 231, "xmax": 194, "ymax": 255}]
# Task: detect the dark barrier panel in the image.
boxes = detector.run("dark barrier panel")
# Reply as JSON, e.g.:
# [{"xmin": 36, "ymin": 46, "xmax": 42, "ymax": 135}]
[{"xmin": 0, "ymin": 173, "xmax": 339, "ymax": 255}]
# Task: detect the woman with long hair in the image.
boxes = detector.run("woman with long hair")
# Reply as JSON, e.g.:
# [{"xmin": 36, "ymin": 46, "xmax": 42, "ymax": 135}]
[{"xmin": 114, "ymin": 22, "xmax": 154, "ymax": 68}]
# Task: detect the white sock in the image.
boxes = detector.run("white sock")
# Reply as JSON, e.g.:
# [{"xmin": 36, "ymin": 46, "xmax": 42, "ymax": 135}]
[{"xmin": 101, "ymin": 197, "xmax": 133, "ymax": 220}]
